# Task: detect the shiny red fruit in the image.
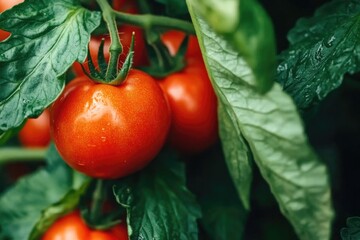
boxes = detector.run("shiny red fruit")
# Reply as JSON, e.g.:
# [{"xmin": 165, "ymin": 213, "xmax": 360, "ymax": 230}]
[
  {"xmin": 159, "ymin": 60, "xmax": 218, "ymax": 154},
  {"xmin": 50, "ymin": 70, "xmax": 171, "ymax": 179},
  {"xmin": 42, "ymin": 211, "xmax": 128, "ymax": 240}
]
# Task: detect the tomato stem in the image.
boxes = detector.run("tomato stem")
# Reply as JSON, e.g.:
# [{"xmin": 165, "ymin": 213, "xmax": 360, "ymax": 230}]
[
  {"xmin": 96, "ymin": 0, "xmax": 122, "ymax": 81},
  {"xmin": 90, "ymin": 179, "xmax": 105, "ymax": 222},
  {"xmin": 113, "ymin": 11, "xmax": 195, "ymax": 35},
  {"xmin": 0, "ymin": 147, "xmax": 46, "ymax": 164}
]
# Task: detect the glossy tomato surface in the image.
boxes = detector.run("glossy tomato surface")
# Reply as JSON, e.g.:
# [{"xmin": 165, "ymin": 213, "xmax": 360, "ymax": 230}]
[
  {"xmin": 18, "ymin": 109, "xmax": 51, "ymax": 148},
  {"xmin": 42, "ymin": 211, "xmax": 88, "ymax": 240},
  {"xmin": 51, "ymin": 70, "xmax": 171, "ymax": 178},
  {"xmin": 0, "ymin": 0, "xmax": 23, "ymax": 41},
  {"xmin": 159, "ymin": 61, "xmax": 218, "ymax": 154},
  {"xmin": 42, "ymin": 211, "xmax": 128, "ymax": 240}
]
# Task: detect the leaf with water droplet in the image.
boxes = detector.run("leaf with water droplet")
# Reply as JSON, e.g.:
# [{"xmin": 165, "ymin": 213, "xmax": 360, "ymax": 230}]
[{"xmin": 277, "ymin": 0, "xmax": 360, "ymax": 110}]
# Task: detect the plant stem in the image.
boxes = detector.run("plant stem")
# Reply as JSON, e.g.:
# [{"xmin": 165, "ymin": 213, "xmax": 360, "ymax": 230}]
[
  {"xmin": 90, "ymin": 179, "xmax": 105, "ymax": 222},
  {"xmin": 113, "ymin": 11, "xmax": 195, "ymax": 35},
  {"xmin": 0, "ymin": 147, "xmax": 46, "ymax": 164},
  {"xmin": 96, "ymin": 0, "xmax": 122, "ymax": 80}
]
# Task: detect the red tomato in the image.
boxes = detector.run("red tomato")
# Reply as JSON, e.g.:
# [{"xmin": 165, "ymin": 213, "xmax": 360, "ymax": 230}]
[
  {"xmin": 42, "ymin": 211, "xmax": 128, "ymax": 240},
  {"xmin": 161, "ymin": 30, "xmax": 202, "ymax": 59},
  {"xmin": 73, "ymin": 0, "xmax": 146, "ymax": 76},
  {"xmin": 50, "ymin": 70, "xmax": 171, "ymax": 179},
  {"xmin": 159, "ymin": 60, "xmax": 218, "ymax": 154},
  {"xmin": 0, "ymin": 0, "xmax": 24, "ymax": 41},
  {"xmin": 18, "ymin": 109, "xmax": 51, "ymax": 148}
]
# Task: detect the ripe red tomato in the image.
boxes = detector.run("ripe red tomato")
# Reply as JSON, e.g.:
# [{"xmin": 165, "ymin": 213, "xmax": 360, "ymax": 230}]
[
  {"xmin": 42, "ymin": 211, "xmax": 128, "ymax": 240},
  {"xmin": 50, "ymin": 70, "xmax": 171, "ymax": 179},
  {"xmin": 0, "ymin": 0, "xmax": 24, "ymax": 41},
  {"xmin": 159, "ymin": 60, "xmax": 218, "ymax": 154},
  {"xmin": 161, "ymin": 30, "xmax": 202, "ymax": 59},
  {"xmin": 18, "ymin": 109, "xmax": 51, "ymax": 148}
]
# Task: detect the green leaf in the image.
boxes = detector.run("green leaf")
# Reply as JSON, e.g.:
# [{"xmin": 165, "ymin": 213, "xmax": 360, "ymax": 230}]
[
  {"xmin": 218, "ymin": 102, "xmax": 253, "ymax": 210},
  {"xmin": 188, "ymin": 7, "xmax": 334, "ymax": 240},
  {"xmin": 0, "ymin": 145, "xmax": 90, "ymax": 240},
  {"xmin": 341, "ymin": 217, "xmax": 360, "ymax": 240},
  {"xmin": 277, "ymin": 0, "xmax": 360, "ymax": 110},
  {"xmin": 187, "ymin": 0, "xmax": 276, "ymax": 93},
  {"xmin": 113, "ymin": 150, "xmax": 201, "ymax": 240},
  {"xmin": 0, "ymin": 0, "xmax": 101, "ymax": 131}
]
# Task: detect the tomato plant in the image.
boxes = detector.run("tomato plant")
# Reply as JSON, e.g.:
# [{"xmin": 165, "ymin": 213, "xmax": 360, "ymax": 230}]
[
  {"xmin": 50, "ymin": 70, "xmax": 170, "ymax": 179},
  {"xmin": 42, "ymin": 211, "xmax": 128, "ymax": 240},
  {"xmin": 72, "ymin": 25, "xmax": 145, "ymax": 76},
  {"xmin": 2, "ymin": 0, "xmax": 359, "ymax": 239},
  {"xmin": 72, "ymin": 0, "xmax": 145, "ymax": 76}
]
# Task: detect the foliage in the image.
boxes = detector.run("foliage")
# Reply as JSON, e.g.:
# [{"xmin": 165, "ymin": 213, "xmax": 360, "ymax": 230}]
[{"xmin": 2, "ymin": 0, "xmax": 358, "ymax": 239}]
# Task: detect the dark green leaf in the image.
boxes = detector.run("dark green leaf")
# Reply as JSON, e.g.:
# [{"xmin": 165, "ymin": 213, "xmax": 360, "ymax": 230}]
[
  {"xmin": 0, "ymin": 145, "xmax": 90, "ymax": 240},
  {"xmin": 187, "ymin": 0, "xmax": 276, "ymax": 93},
  {"xmin": 113, "ymin": 150, "xmax": 201, "ymax": 240},
  {"xmin": 0, "ymin": 0, "xmax": 101, "ymax": 131},
  {"xmin": 277, "ymin": 0, "xmax": 360, "ymax": 110},
  {"xmin": 188, "ymin": 7, "xmax": 334, "ymax": 240},
  {"xmin": 341, "ymin": 217, "xmax": 360, "ymax": 240}
]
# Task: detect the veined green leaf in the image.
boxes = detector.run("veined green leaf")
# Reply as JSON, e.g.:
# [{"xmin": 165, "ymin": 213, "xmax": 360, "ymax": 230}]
[
  {"xmin": 277, "ymin": 0, "xmax": 360, "ymax": 110},
  {"xmin": 0, "ymin": 0, "xmax": 101, "ymax": 131},
  {"xmin": 113, "ymin": 150, "xmax": 201, "ymax": 240},
  {"xmin": 188, "ymin": 7, "xmax": 334, "ymax": 240},
  {"xmin": 187, "ymin": 0, "xmax": 276, "ymax": 93}
]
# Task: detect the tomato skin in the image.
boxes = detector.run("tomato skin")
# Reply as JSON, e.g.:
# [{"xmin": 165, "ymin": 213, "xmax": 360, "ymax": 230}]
[
  {"xmin": 42, "ymin": 211, "xmax": 128, "ymax": 240},
  {"xmin": 0, "ymin": 0, "xmax": 23, "ymax": 41},
  {"xmin": 51, "ymin": 70, "xmax": 171, "ymax": 179},
  {"xmin": 42, "ymin": 211, "xmax": 89, "ymax": 240},
  {"xmin": 161, "ymin": 30, "xmax": 202, "ymax": 59},
  {"xmin": 159, "ymin": 61, "xmax": 218, "ymax": 154},
  {"xmin": 18, "ymin": 109, "xmax": 51, "ymax": 148}
]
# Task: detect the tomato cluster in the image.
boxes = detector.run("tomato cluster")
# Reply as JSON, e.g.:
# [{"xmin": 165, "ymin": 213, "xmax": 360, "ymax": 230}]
[{"xmin": 42, "ymin": 211, "xmax": 128, "ymax": 240}]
